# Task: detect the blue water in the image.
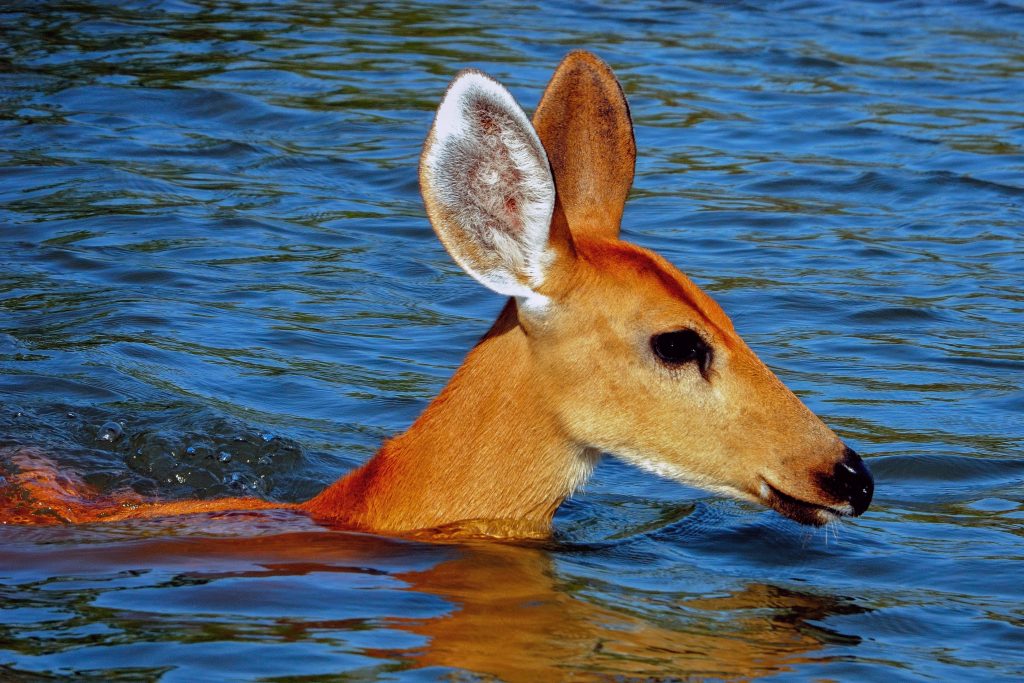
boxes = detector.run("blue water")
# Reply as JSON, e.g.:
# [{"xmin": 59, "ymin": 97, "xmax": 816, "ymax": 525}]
[{"xmin": 1, "ymin": 1, "xmax": 1023, "ymax": 680}]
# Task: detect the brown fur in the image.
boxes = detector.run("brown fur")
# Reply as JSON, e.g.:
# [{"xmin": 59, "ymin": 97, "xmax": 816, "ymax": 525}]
[
  {"xmin": 0, "ymin": 51, "xmax": 869, "ymax": 538},
  {"xmin": 533, "ymin": 50, "xmax": 636, "ymax": 239}
]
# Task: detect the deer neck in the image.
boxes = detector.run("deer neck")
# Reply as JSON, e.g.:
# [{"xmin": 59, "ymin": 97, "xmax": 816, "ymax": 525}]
[{"xmin": 303, "ymin": 301, "xmax": 597, "ymax": 538}]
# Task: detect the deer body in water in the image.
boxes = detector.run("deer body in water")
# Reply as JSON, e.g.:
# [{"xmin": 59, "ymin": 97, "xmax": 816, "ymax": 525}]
[{"xmin": 2, "ymin": 51, "xmax": 873, "ymax": 539}]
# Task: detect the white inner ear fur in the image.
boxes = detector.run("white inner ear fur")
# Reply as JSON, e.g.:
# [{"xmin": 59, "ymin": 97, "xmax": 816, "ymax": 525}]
[{"xmin": 422, "ymin": 70, "xmax": 556, "ymax": 303}]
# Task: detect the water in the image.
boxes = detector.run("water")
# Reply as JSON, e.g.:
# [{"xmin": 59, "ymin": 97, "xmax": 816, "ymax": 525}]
[{"xmin": 1, "ymin": 0, "xmax": 1022, "ymax": 679}]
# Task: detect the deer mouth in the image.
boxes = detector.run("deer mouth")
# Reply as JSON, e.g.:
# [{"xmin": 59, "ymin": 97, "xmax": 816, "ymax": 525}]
[{"xmin": 759, "ymin": 479, "xmax": 852, "ymax": 527}]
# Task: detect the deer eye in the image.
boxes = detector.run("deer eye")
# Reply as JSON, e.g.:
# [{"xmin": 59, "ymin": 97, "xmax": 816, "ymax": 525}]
[{"xmin": 651, "ymin": 329, "xmax": 712, "ymax": 377}]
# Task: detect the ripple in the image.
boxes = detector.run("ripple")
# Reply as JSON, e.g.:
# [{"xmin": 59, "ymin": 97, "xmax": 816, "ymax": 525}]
[
  {"xmin": 844, "ymin": 305, "xmax": 951, "ymax": 324},
  {"xmin": 1, "ymin": 0, "xmax": 1022, "ymax": 680}
]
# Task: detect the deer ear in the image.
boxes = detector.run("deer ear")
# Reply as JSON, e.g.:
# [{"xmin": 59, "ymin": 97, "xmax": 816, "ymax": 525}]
[
  {"xmin": 420, "ymin": 70, "xmax": 559, "ymax": 301},
  {"xmin": 532, "ymin": 51, "xmax": 636, "ymax": 241}
]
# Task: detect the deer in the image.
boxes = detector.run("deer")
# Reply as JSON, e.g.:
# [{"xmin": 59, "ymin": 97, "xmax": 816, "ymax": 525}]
[{"xmin": 0, "ymin": 51, "xmax": 873, "ymax": 539}]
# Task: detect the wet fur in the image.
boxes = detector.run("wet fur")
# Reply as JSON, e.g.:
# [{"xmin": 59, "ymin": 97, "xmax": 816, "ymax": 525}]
[{"xmin": 0, "ymin": 51, "xmax": 871, "ymax": 538}]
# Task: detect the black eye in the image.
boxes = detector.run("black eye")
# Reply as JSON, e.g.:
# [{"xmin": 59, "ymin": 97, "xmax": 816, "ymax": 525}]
[{"xmin": 651, "ymin": 329, "xmax": 712, "ymax": 377}]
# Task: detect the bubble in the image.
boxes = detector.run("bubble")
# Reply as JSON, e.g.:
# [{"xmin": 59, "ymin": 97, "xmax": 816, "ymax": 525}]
[
  {"xmin": 98, "ymin": 421, "xmax": 124, "ymax": 442},
  {"xmin": 185, "ymin": 446, "xmax": 197, "ymax": 455},
  {"xmin": 218, "ymin": 451, "xmax": 232, "ymax": 463},
  {"xmin": 261, "ymin": 433, "xmax": 275, "ymax": 442}
]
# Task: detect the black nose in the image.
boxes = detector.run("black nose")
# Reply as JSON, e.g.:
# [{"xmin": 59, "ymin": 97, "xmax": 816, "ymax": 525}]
[{"xmin": 821, "ymin": 446, "xmax": 874, "ymax": 516}]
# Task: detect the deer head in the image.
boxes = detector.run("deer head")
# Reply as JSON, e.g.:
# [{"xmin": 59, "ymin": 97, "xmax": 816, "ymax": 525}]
[{"xmin": 418, "ymin": 51, "xmax": 872, "ymax": 527}]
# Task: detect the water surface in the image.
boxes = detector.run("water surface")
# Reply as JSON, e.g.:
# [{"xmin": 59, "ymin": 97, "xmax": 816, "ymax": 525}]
[{"xmin": 1, "ymin": 1, "xmax": 1023, "ymax": 680}]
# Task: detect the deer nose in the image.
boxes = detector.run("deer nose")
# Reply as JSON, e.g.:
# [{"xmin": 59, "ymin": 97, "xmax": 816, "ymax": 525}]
[{"xmin": 822, "ymin": 446, "xmax": 874, "ymax": 516}]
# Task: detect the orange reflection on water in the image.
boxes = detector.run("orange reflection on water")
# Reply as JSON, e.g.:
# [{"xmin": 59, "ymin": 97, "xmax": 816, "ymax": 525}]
[{"xmin": 1, "ymin": 448, "xmax": 863, "ymax": 679}]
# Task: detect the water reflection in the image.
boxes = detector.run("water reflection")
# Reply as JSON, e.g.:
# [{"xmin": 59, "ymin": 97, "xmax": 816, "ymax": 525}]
[
  {"xmin": 400, "ymin": 543, "xmax": 865, "ymax": 680},
  {"xmin": 0, "ymin": 523, "xmax": 864, "ymax": 680}
]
